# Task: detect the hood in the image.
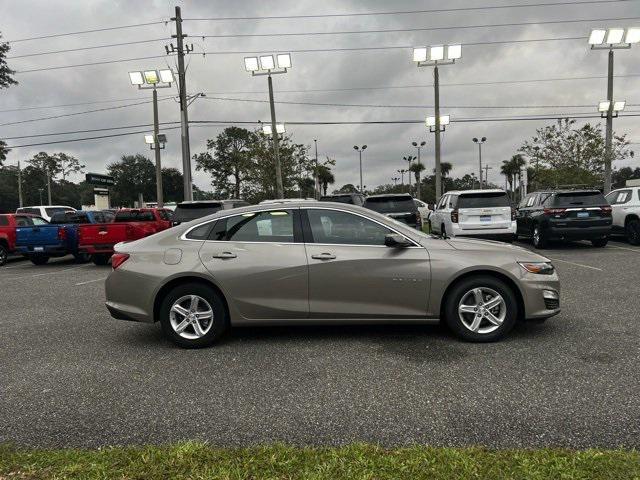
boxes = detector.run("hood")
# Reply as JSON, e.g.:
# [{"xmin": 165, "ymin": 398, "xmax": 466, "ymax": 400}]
[{"xmin": 445, "ymin": 237, "xmax": 550, "ymax": 262}]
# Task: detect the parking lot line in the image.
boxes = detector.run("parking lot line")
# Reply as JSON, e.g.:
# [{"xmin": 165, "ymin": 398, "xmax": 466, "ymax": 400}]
[
  {"xmin": 75, "ymin": 277, "xmax": 107, "ymax": 286},
  {"xmin": 607, "ymin": 244, "xmax": 640, "ymax": 253},
  {"xmin": 547, "ymin": 257, "xmax": 603, "ymax": 271},
  {"xmin": 4, "ymin": 264, "xmax": 92, "ymax": 281}
]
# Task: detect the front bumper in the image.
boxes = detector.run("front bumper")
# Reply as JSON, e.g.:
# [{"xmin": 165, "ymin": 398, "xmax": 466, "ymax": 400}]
[{"xmin": 519, "ymin": 271, "xmax": 561, "ymax": 320}]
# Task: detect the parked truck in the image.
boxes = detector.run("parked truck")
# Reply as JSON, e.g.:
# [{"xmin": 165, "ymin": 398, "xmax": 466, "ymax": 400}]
[
  {"xmin": 78, "ymin": 208, "xmax": 173, "ymax": 265},
  {"xmin": 0, "ymin": 214, "xmax": 48, "ymax": 266},
  {"xmin": 15, "ymin": 210, "xmax": 114, "ymax": 265}
]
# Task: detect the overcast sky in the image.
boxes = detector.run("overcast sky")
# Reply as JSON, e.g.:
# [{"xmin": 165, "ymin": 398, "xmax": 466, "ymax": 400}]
[{"xmin": 1, "ymin": 0, "xmax": 638, "ymax": 193}]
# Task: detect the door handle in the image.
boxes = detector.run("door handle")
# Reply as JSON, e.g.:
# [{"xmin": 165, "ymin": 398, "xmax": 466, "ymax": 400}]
[
  {"xmin": 311, "ymin": 253, "xmax": 336, "ymax": 260},
  {"xmin": 212, "ymin": 252, "xmax": 237, "ymax": 259}
]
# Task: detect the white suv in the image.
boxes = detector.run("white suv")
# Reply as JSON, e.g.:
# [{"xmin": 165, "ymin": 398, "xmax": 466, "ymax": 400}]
[
  {"xmin": 429, "ymin": 189, "xmax": 516, "ymax": 242},
  {"xmin": 605, "ymin": 186, "xmax": 640, "ymax": 245}
]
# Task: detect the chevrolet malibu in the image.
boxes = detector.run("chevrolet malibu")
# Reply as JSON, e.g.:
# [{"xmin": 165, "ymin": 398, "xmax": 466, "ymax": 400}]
[{"xmin": 105, "ymin": 202, "xmax": 561, "ymax": 348}]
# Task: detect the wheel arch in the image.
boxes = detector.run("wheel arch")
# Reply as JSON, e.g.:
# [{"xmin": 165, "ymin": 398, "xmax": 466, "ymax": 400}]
[
  {"xmin": 152, "ymin": 275, "xmax": 230, "ymax": 324},
  {"xmin": 438, "ymin": 269, "xmax": 525, "ymax": 322},
  {"xmin": 624, "ymin": 213, "xmax": 639, "ymax": 226}
]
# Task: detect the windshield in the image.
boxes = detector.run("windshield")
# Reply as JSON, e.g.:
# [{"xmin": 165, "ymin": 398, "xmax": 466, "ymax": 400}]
[
  {"xmin": 551, "ymin": 191, "xmax": 606, "ymax": 207},
  {"xmin": 45, "ymin": 207, "xmax": 74, "ymax": 217},
  {"xmin": 115, "ymin": 211, "xmax": 155, "ymax": 222},
  {"xmin": 173, "ymin": 205, "xmax": 223, "ymax": 222},
  {"xmin": 457, "ymin": 192, "xmax": 511, "ymax": 208},
  {"xmin": 50, "ymin": 212, "xmax": 91, "ymax": 224},
  {"xmin": 364, "ymin": 197, "xmax": 416, "ymax": 213}
]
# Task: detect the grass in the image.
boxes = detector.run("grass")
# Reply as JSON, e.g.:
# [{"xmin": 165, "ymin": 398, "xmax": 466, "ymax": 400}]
[{"xmin": 1, "ymin": 443, "xmax": 639, "ymax": 480}]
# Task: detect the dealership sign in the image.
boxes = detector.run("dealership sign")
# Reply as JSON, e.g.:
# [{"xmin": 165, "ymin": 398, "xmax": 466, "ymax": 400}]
[{"xmin": 86, "ymin": 173, "xmax": 115, "ymax": 186}]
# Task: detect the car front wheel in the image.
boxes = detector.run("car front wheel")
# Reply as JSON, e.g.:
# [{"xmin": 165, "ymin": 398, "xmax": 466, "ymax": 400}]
[
  {"xmin": 444, "ymin": 275, "xmax": 518, "ymax": 342},
  {"xmin": 159, "ymin": 282, "xmax": 229, "ymax": 348}
]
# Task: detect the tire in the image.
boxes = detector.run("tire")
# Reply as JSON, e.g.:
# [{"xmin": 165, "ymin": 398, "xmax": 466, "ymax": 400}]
[
  {"xmin": 30, "ymin": 255, "xmax": 49, "ymax": 265},
  {"xmin": 73, "ymin": 252, "xmax": 91, "ymax": 263},
  {"xmin": 591, "ymin": 237, "xmax": 608, "ymax": 248},
  {"xmin": 159, "ymin": 282, "xmax": 229, "ymax": 348},
  {"xmin": 441, "ymin": 224, "xmax": 447, "ymax": 238},
  {"xmin": 532, "ymin": 224, "xmax": 548, "ymax": 249},
  {"xmin": 625, "ymin": 218, "xmax": 640, "ymax": 246},
  {"xmin": 443, "ymin": 275, "xmax": 518, "ymax": 342},
  {"xmin": 92, "ymin": 254, "xmax": 110, "ymax": 266},
  {"xmin": 0, "ymin": 244, "xmax": 8, "ymax": 267}
]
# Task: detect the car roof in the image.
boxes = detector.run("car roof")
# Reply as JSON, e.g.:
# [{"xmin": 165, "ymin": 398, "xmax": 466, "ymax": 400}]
[
  {"xmin": 365, "ymin": 193, "xmax": 413, "ymax": 199},
  {"xmin": 445, "ymin": 189, "xmax": 507, "ymax": 195},
  {"xmin": 176, "ymin": 200, "xmax": 241, "ymax": 205},
  {"xmin": 533, "ymin": 189, "xmax": 601, "ymax": 194},
  {"xmin": 19, "ymin": 205, "xmax": 76, "ymax": 209}
]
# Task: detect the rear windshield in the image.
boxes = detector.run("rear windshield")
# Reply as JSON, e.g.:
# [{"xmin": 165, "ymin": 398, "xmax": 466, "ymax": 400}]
[
  {"xmin": 50, "ymin": 212, "xmax": 91, "ymax": 224},
  {"xmin": 320, "ymin": 195, "xmax": 353, "ymax": 204},
  {"xmin": 45, "ymin": 207, "xmax": 74, "ymax": 217},
  {"xmin": 115, "ymin": 210, "xmax": 155, "ymax": 222},
  {"xmin": 173, "ymin": 204, "xmax": 223, "ymax": 222},
  {"xmin": 550, "ymin": 191, "xmax": 606, "ymax": 207},
  {"xmin": 457, "ymin": 192, "xmax": 511, "ymax": 208},
  {"xmin": 364, "ymin": 197, "xmax": 416, "ymax": 213}
]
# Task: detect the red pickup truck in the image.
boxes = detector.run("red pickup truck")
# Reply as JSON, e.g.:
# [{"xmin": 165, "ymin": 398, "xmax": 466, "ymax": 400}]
[
  {"xmin": 0, "ymin": 213, "xmax": 49, "ymax": 266},
  {"xmin": 78, "ymin": 208, "xmax": 172, "ymax": 265}
]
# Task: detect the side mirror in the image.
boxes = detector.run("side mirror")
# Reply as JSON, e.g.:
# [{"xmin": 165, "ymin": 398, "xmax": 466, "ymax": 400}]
[{"xmin": 384, "ymin": 234, "xmax": 413, "ymax": 248}]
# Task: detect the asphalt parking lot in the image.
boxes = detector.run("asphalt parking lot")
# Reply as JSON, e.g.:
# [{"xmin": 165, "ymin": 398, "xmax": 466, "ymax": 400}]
[{"xmin": 1, "ymin": 237, "xmax": 639, "ymax": 449}]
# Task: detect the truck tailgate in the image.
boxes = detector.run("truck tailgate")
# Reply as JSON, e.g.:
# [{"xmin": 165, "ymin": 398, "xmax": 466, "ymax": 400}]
[{"xmin": 16, "ymin": 225, "xmax": 60, "ymax": 247}]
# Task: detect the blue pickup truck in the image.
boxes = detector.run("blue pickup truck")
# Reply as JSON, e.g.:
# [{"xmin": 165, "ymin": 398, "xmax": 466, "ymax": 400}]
[{"xmin": 15, "ymin": 210, "xmax": 114, "ymax": 265}]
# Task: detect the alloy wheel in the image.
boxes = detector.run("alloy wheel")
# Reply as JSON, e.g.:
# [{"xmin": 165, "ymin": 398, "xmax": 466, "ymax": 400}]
[
  {"xmin": 169, "ymin": 295, "xmax": 214, "ymax": 340},
  {"xmin": 457, "ymin": 287, "xmax": 507, "ymax": 334}
]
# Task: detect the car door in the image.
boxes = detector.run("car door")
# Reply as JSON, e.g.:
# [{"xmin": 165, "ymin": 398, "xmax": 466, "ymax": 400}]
[
  {"xmin": 198, "ymin": 209, "xmax": 309, "ymax": 320},
  {"xmin": 606, "ymin": 190, "xmax": 630, "ymax": 229},
  {"xmin": 431, "ymin": 195, "xmax": 447, "ymax": 234},
  {"xmin": 302, "ymin": 208, "xmax": 430, "ymax": 319},
  {"xmin": 515, "ymin": 195, "xmax": 530, "ymax": 235}
]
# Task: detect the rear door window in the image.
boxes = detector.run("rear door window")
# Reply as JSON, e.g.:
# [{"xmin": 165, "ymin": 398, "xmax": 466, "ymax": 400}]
[
  {"xmin": 552, "ymin": 191, "xmax": 607, "ymax": 207},
  {"xmin": 457, "ymin": 192, "xmax": 511, "ymax": 208},
  {"xmin": 209, "ymin": 210, "xmax": 295, "ymax": 243}
]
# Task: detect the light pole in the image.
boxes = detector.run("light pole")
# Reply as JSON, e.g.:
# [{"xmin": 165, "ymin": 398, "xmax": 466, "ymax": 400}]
[
  {"xmin": 17, "ymin": 161, "xmax": 23, "ymax": 208},
  {"xmin": 46, "ymin": 167, "xmax": 52, "ymax": 204},
  {"xmin": 403, "ymin": 155, "xmax": 416, "ymax": 194},
  {"xmin": 354, "ymin": 145, "xmax": 367, "ymax": 193},
  {"xmin": 392, "ymin": 176, "xmax": 399, "ymax": 186},
  {"xmin": 245, "ymin": 53, "xmax": 292, "ymax": 199},
  {"xmin": 129, "ymin": 69, "xmax": 174, "ymax": 207},
  {"xmin": 413, "ymin": 44, "xmax": 461, "ymax": 202},
  {"xmin": 314, "ymin": 139, "xmax": 319, "ymax": 199},
  {"xmin": 483, "ymin": 165, "xmax": 493, "ymax": 187},
  {"xmin": 588, "ymin": 27, "xmax": 638, "ymax": 193},
  {"xmin": 398, "ymin": 169, "xmax": 406, "ymax": 186},
  {"xmin": 411, "ymin": 140, "xmax": 426, "ymax": 199},
  {"xmin": 472, "ymin": 137, "xmax": 487, "ymax": 189}
]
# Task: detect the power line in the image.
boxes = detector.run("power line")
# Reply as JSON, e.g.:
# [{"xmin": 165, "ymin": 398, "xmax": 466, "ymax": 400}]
[
  {"xmin": 1, "ymin": 121, "xmax": 181, "ymax": 140},
  {"xmin": 13, "ymin": 54, "xmax": 170, "ymax": 74},
  {"xmin": 0, "ymin": 99, "xmax": 172, "ymax": 127},
  {"xmin": 183, "ymin": 0, "xmax": 634, "ymax": 21},
  {"xmin": 6, "ymin": 21, "xmax": 167, "ymax": 43},
  {"xmin": 0, "ymin": 94, "xmax": 177, "ymax": 113},
  {"xmin": 7, "ymin": 38, "xmax": 170, "ymax": 59},
  {"xmin": 192, "ymin": 16, "xmax": 640, "ymax": 39}
]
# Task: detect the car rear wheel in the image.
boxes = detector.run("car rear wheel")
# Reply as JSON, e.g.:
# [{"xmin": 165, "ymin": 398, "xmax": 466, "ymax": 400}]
[
  {"xmin": 532, "ymin": 225, "xmax": 548, "ymax": 249},
  {"xmin": 159, "ymin": 282, "xmax": 229, "ymax": 348},
  {"xmin": 444, "ymin": 275, "xmax": 518, "ymax": 342},
  {"xmin": 73, "ymin": 252, "xmax": 91, "ymax": 263},
  {"xmin": 625, "ymin": 218, "xmax": 640, "ymax": 245},
  {"xmin": 92, "ymin": 254, "xmax": 110, "ymax": 266},
  {"xmin": 30, "ymin": 255, "xmax": 49, "ymax": 265},
  {"xmin": 0, "ymin": 244, "xmax": 8, "ymax": 266},
  {"xmin": 591, "ymin": 237, "xmax": 608, "ymax": 248}
]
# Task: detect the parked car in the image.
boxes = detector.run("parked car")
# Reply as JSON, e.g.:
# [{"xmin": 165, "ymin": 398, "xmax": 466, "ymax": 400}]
[
  {"xmin": 516, "ymin": 189, "xmax": 612, "ymax": 248},
  {"xmin": 172, "ymin": 200, "xmax": 250, "ymax": 225},
  {"xmin": 16, "ymin": 205, "xmax": 76, "ymax": 222},
  {"xmin": 78, "ymin": 208, "xmax": 173, "ymax": 265},
  {"xmin": 0, "ymin": 213, "xmax": 48, "ymax": 266},
  {"xmin": 429, "ymin": 190, "xmax": 515, "ymax": 242},
  {"xmin": 605, "ymin": 186, "xmax": 640, "ymax": 245},
  {"xmin": 14, "ymin": 210, "xmax": 113, "ymax": 265},
  {"xmin": 319, "ymin": 193, "xmax": 366, "ymax": 206},
  {"xmin": 105, "ymin": 201, "xmax": 560, "ymax": 348},
  {"xmin": 414, "ymin": 199, "xmax": 432, "ymax": 226},
  {"xmin": 363, "ymin": 193, "xmax": 422, "ymax": 229}
]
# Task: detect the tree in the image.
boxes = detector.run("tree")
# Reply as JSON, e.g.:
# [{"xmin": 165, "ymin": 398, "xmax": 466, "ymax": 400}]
[
  {"xmin": 333, "ymin": 184, "xmax": 358, "ymax": 194},
  {"xmin": 107, "ymin": 155, "xmax": 156, "ymax": 207},
  {"xmin": 57, "ymin": 153, "xmax": 85, "ymax": 181},
  {"xmin": 612, "ymin": 166, "xmax": 640, "ymax": 189},
  {"xmin": 194, "ymin": 127, "xmax": 256, "ymax": 199},
  {"xmin": 161, "ymin": 168, "xmax": 184, "ymax": 203},
  {"xmin": 409, "ymin": 162, "xmax": 425, "ymax": 199},
  {"xmin": 0, "ymin": 32, "xmax": 17, "ymax": 167}
]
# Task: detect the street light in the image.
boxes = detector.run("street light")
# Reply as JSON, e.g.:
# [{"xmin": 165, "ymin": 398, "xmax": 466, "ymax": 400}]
[
  {"xmin": 426, "ymin": 115, "xmax": 450, "ymax": 132},
  {"xmin": 413, "ymin": 43, "xmax": 461, "ymax": 201},
  {"xmin": 598, "ymin": 100, "xmax": 626, "ymax": 117},
  {"xmin": 262, "ymin": 123, "xmax": 286, "ymax": 135},
  {"xmin": 397, "ymin": 169, "xmax": 406, "ymax": 186},
  {"xmin": 354, "ymin": 145, "xmax": 367, "ymax": 192},
  {"xmin": 588, "ymin": 27, "xmax": 638, "ymax": 193},
  {"xmin": 145, "ymin": 134, "xmax": 167, "ymax": 149},
  {"xmin": 411, "ymin": 141, "xmax": 427, "ymax": 200},
  {"xmin": 392, "ymin": 176, "xmax": 400, "ymax": 186},
  {"xmin": 472, "ymin": 137, "xmax": 487, "ymax": 189},
  {"xmin": 403, "ymin": 155, "xmax": 415, "ymax": 194},
  {"xmin": 244, "ymin": 52, "xmax": 292, "ymax": 199},
  {"xmin": 128, "ymin": 68, "xmax": 174, "ymax": 207}
]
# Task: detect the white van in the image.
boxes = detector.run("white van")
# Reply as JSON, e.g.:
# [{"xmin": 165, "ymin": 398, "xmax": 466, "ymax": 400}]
[{"xmin": 429, "ymin": 189, "xmax": 516, "ymax": 242}]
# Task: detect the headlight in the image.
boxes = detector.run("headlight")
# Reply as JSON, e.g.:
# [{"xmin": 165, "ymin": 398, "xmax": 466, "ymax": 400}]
[{"xmin": 518, "ymin": 262, "xmax": 555, "ymax": 275}]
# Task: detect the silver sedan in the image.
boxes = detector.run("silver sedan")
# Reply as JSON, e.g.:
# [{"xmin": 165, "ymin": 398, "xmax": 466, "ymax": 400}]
[{"xmin": 105, "ymin": 202, "xmax": 560, "ymax": 348}]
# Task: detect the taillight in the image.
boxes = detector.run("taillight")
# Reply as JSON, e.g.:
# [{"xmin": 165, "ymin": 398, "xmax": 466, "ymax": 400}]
[
  {"xmin": 111, "ymin": 253, "xmax": 129, "ymax": 270},
  {"xmin": 600, "ymin": 206, "xmax": 612, "ymax": 216},
  {"xmin": 543, "ymin": 208, "xmax": 566, "ymax": 217},
  {"xmin": 451, "ymin": 210, "xmax": 459, "ymax": 223},
  {"xmin": 511, "ymin": 208, "xmax": 517, "ymax": 221},
  {"xmin": 58, "ymin": 227, "xmax": 67, "ymax": 240}
]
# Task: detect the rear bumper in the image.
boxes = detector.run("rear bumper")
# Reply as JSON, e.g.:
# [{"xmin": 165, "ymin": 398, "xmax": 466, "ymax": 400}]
[
  {"xmin": 547, "ymin": 225, "xmax": 611, "ymax": 240},
  {"xmin": 15, "ymin": 245, "xmax": 68, "ymax": 256},
  {"xmin": 79, "ymin": 244, "xmax": 115, "ymax": 254},
  {"xmin": 452, "ymin": 221, "xmax": 517, "ymax": 238}
]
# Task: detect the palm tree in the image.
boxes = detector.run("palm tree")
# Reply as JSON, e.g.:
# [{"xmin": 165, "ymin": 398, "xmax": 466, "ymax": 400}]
[
  {"xmin": 409, "ymin": 162, "xmax": 425, "ymax": 199},
  {"xmin": 316, "ymin": 165, "xmax": 335, "ymax": 196},
  {"xmin": 434, "ymin": 162, "xmax": 452, "ymax": 178}
]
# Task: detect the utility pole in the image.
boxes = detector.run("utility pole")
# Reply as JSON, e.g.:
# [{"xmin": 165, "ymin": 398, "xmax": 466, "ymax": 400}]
[
  {"xmin": 17, "ymin": 161, "xmax": 23, "ymax": 207},
  {"xmin": 152, "ymin": 87, "xmax": 164, "ymax": 207},
  {"xmin": 46, "ymin": 168, "xmax": 52, "ymax": 204},
  {"xmin": 433, "ymin": 65, "xmax": 442, "ymax": 201},
  {"xmin": 172, "ymin": 6, "xmax": 193, "ymax": 201},
  {"xmin": 314, "ymin": 139, "xmax": 319, "ymax": 199},
  {"xmin": 267, "ymin": 74, "xmax": 284, "ymax": 198}
]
